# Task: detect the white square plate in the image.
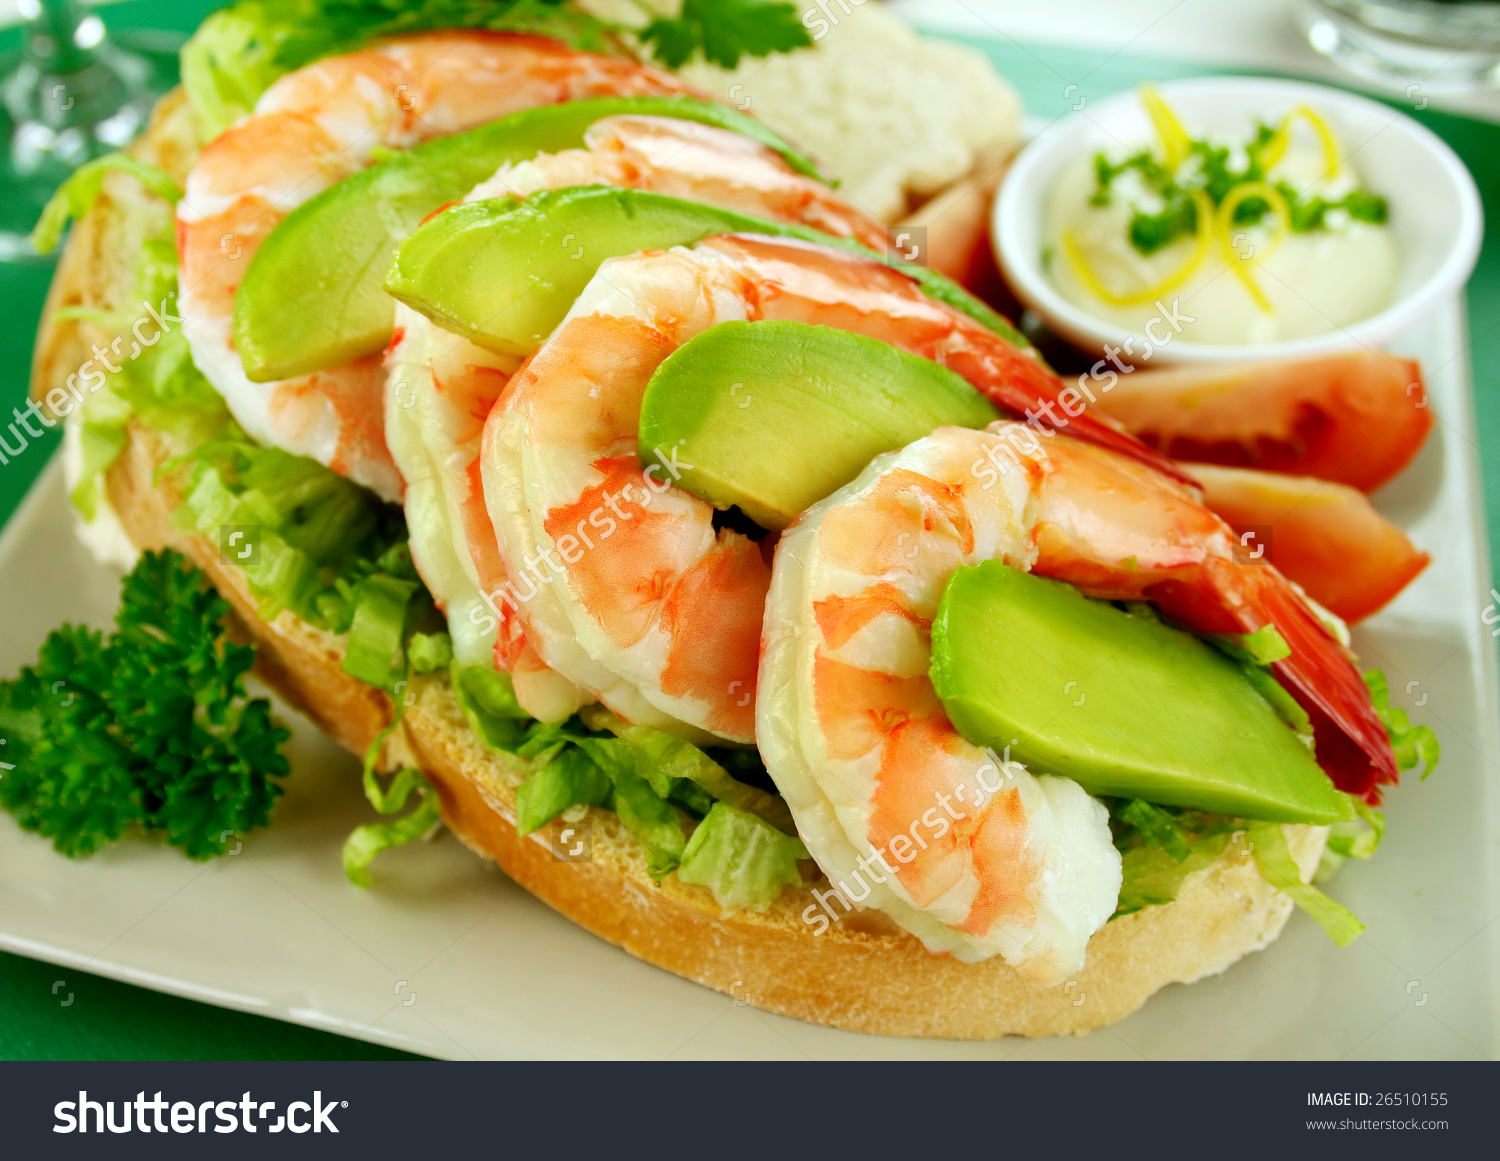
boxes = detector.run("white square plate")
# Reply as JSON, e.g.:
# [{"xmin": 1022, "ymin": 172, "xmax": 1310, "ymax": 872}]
[{"xmin": 1, "ymin": 300, "xmax": 1495, "ymax": 1060}]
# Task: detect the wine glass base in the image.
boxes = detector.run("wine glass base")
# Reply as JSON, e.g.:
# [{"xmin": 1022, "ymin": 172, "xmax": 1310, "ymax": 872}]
[
  {"xmin": 0, "ymin": 29, "xmax": 180, "ymax": 265},
  {"xmin": 1301, "ymin": 3, "xmax": 1500, "ymax": 95}
]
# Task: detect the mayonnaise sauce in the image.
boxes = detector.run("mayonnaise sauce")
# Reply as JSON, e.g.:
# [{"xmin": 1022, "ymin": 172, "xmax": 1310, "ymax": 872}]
[{"xmin": 1045, "ymin": 107, "xmax": 1399, "ymax": 346}]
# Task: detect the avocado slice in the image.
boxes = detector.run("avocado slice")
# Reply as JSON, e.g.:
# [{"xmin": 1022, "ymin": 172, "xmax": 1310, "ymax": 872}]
[
  {"xmin": 384, "ymin": 186, "xmax": 1028, "ymax": 357},
  {"xmin": 930, "ymin": 561, "xmax": 1353, "ymax": 825},
  {"xmin": 232, "ymin": 96, "xmax": 823, "ymax": 383},
  {"xmin": 637, "ymin": 320, "xmax": 1000, "ymax": 529}
]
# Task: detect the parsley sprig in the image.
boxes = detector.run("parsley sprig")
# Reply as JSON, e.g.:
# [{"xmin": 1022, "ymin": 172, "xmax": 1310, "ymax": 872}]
[
  {"xmin": 637, "ymin": 0, "xmax": 811, "ymax": 69},
  {"xmin": 0, "ymin": 550, "xmax": 290, "ymax": 859},
  {"xmin": 267, "ymin": 0, "xmax": 811, "ymax": 75}
]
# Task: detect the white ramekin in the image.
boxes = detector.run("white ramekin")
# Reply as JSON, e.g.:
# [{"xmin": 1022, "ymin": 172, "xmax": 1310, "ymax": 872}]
[{"xmin": 992, "ymin": 76, "xmax": 1484, "ymax": 365}]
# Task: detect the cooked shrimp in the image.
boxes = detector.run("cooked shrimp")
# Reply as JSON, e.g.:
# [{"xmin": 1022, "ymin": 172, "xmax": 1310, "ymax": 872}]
[
  {"xmin": 474, "ymin": 232, "xmax": 1194, "ymax": 740},
  {"xmin": 758, "ymin": 422, "xmax": 1397, "ymax": 977},
  {"xmin": 386, "ymin": 304, "xmax": 590, "ymax": 721},
  {"xmin": 391, "ymin": 119, "xmax": 885, "ymax": 720},
  {"xmin": 177, "ymin": 31, "xmax": 698, "ymax": 501},
  {"xmin": 466, "ymin": 113, "xmax": 888, "ymax": 249}
]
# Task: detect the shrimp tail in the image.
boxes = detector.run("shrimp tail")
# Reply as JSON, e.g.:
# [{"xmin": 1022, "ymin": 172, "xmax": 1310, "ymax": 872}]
[
  {"xmin": 948, "ymin": 340, "xmax": 1195, "ymax": 486},
  {"xmin": 1150, "ymin": 560, "xmax": 1398, "ymax": 801}
]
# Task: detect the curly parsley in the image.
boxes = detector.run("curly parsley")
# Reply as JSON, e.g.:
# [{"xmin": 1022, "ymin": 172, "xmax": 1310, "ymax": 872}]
[
  {"xmin": 0, "ymin": 550, "xmax": 290, "ymax": 859},
  {"xmin": 638, "ymin": 0, "xmax": 811, "ymax": 69}
]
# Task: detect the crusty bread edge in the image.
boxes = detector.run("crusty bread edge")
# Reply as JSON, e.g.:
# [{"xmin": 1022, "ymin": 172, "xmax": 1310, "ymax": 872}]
[{"xmin": 27, "ymin": 89, "xmax": 1329, "ymax": 1042}]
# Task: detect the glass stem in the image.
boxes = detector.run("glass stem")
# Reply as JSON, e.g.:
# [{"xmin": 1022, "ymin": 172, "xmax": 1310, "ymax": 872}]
[{"xmin": 24, "ymin": 0, "xmax": 103, "ymax": 78}]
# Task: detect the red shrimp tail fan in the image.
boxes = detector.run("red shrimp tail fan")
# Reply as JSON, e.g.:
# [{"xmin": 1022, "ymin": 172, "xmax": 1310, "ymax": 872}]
[{"xmin": 1150, "ymin": 561, "xmax": 1397, "ymax": 802}]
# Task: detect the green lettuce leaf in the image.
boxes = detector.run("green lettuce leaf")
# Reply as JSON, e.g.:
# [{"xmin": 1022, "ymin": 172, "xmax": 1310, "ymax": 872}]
[
  {"xmin": 582, "ymin": 709, "xmax": 795, "ymax": 833},
  {"xmin": 407, "ymin": 631, "xmax": 453, "ymax": 674},
  {"xmin": 342, "ymin": 574, "xmax": 419, "ymax": 689},
  {"xmin": 180, "ymin": 1, "xmax": 309, "ymax": 141},
  {"xmin": 677, "ymin": 802, "xmax": 808, "ymax": 912},
  {"xmin": 1365, "ymin": 669, "xmax": 1440, "ymax": 778},
  {"xmin": 1110, "ymin": 800, "xmax": 1241, "ymax": 918},
  {"xmin": 1249, "ymin": 820, "xmax": 1365, "ymax": 946},
  {"xmin": 516, "ymin": 745, "xmax": 612, "ymax": 836},
  {"xmin": 342, "ymin": 711, "xmax": 442, "ymax": 887},
  {"xmin": 450, "ymin": 665, "xmax": 531, "ymax": 750},
  {"xmin": 30, "ymin": 152, "xmax": 181, "ymax": 254},
  {"xmin": 1316, "ymin": 796, "xmax": 1386, "ymax": 883}
]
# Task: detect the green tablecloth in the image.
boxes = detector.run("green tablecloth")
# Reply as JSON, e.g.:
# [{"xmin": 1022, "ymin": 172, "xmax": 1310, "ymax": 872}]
[{"xmin": 0, "ymin": 4, "xmax": 1494, "ymax": 1060}]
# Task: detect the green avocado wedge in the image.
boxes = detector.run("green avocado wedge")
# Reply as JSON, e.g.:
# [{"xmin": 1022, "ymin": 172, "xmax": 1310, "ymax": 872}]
[
  {"xmin": 232, "ymin": 96, "xmax": 825, "ymax": 383},
  {"xmin": 638, "ymin": 320, "xmax": 1000, "ymax": 530},
  {"xmin": 384, "ymin": 186, "xmax": 1029, "ymax": 357},
  {"xmin": 930, "ymin": 562, "xmax": 1353, "ymax": 825}
]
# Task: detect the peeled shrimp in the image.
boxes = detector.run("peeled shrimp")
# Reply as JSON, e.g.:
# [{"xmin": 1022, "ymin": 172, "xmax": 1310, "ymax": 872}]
[
  {"xmin": 464, "ymin": 113, "xmax": 888, "ymax": 249},
  {"xmin": 758, "ymin": 422, "xmax": 1398, "ymax": 977},
  {"xmin": 474, "ymin": 231, "xmax": 1202, "ymax": 738},
  {"xmin": 389, "ymin": 118, "xmax": 885, "ymax": 718},
  {"xmin": 177, "ymin": 31, "xmax": 697, "ymax": 501}
]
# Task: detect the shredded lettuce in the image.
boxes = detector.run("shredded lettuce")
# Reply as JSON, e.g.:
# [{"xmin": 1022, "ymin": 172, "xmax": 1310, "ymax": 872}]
[
  {"xmin": 591, "ymin": 749, "xmax": 687, "ymax": 878},
  {"xmin": 516, "ymin": 746, "xmax": 611, "ymax": 836},
  {"xmin": 1110, "ymin": 798, "xmax": 1367, "ymax": 946},
  {"xmin": 174, "ymin": 436, "xmax": 418, "ymax": 638},
  {"xmin": 407, "ymin": 631, "xmax": 453, "ymax": 674},
  {"xmin": 179, "ymin": 2, "xmax": 309, "ymax": 141},
  {"xmin": 451, "ymin": 665, "xmax": 531, "ymax": 750},
  {"xmin": 1205, "ymin": 625, "xmax": 1313, "ymax": 741},
  {"xmin": 677, "ymin": 802, "xmax": 808, "ymax": 912},
  {"xmin": 453, "ymin": 678, "xmax": 794, "ymax": 889},
  {"xmin": 1365, "ymin": 669, "xmax": 1440, "ymax": 778},
  {"xmin": 1316, "ymin": 797, "xmax": 1386, "ymax": 883},
  {"xmin": 1110, "ymin": 800, "xmax": 1240, "ymax": 918},
  {"xmin": 342, "ymin": 575, "xmax": 419, "ymax": 688},
  {"xmin": 342, "ymin": 711, "xmax": 442, "ymax": 887},
  {"xmin": 582, "ymin": 709, "xmax": 795, "ymax": 834},
  {"xmin": 1208, "ymin": 625, "xmax": 1291, "ymax": 666},
  {"xmin": 1249, "ymin": 820, "xmax": 1365, "ymax": 946},
  {"xmin": 30, "ymin": 152, "xmax": 181, "ymax": 254}
]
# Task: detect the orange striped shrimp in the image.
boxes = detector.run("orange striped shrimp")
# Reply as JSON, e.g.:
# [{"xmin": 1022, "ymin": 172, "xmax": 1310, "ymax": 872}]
[
  {"xmin": 177, "ymin": 31, "xmax": 698, "ymax": 501},
  {"xmin": 385, "ymin": 305, "xmax": 589, "ymax": 721},
  {"xmin": 475, "ymin": 231, "xmax": 1199, "ymax": 739},
  {"xmin": 758, "ymin": 422, "xmax": 1398, "ymax": 978},
  {"xmin": 391, "ymin": 121, "xmax": 884, "ymax": 720},
  {"xmin": 465, "ymin": 113, "xmax": 888, "ymax": 248}
]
